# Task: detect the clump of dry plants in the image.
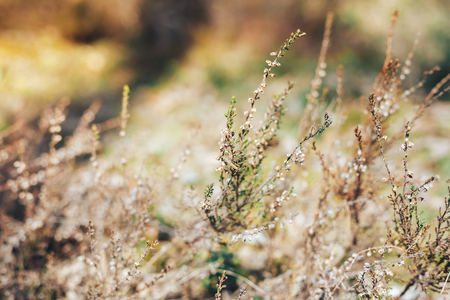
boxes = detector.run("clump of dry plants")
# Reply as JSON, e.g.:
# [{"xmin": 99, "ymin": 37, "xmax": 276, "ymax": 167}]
[{"xmin": 0, "ymin": 9, "xmax": 449, "ymax": 300}]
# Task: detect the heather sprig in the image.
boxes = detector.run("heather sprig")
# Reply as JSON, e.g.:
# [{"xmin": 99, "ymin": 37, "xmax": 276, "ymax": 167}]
[{"xmin": 205, "ymin": 30, "xmax": 333, "ymax": 234}]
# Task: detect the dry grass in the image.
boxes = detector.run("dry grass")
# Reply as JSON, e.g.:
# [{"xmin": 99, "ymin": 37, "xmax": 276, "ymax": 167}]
[{"xmin": 0, "ymin": 10, "xmax": 450, "ymax": 300}]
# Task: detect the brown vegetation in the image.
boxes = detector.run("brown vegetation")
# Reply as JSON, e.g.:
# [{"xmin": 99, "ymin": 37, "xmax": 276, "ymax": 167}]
[{"xmin": 1, "ymin": 10, "xmax": 449, "ymax": 300}]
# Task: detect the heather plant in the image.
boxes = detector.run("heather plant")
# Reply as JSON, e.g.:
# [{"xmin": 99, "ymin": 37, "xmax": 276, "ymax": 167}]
[
  {"xmin": 199, "ymin": 29, "xmax": 333, "ymax": 235},
  {"xmin": 0, "ymin": 10, "xmax": 450, "ymax": 300}
]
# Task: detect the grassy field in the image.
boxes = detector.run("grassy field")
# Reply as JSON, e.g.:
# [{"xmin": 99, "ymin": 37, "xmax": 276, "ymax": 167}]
[{"xmin": 0, "ymin": 1, "xmax": 450, "ymax": 299}]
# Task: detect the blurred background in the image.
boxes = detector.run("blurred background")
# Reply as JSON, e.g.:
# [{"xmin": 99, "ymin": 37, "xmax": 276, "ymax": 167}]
[
  {"xmin": 0, "ymin": 0, "xmax": 449, "ymax": 121},
  {"xmin": 0, "ymin": 0, "xmax": 449, "ymax": 179}
]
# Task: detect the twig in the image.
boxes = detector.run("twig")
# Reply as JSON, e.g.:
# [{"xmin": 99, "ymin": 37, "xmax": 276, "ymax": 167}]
[
  {"xmin": 250, "ymin": 113, "xmax": 332, "ymax": 202},
  {"xmin": 441, "ymin": 272, "xmax": 450, "ymax": 294},
  {"xmin": 217, "ymin": 269, "xmax": 266, "ymax": 294}
]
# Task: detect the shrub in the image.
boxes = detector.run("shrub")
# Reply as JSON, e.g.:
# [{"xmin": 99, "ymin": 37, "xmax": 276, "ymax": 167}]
[{"xmin": 0, "ymin": 10, "xmax": 449, "ymax": 300}]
